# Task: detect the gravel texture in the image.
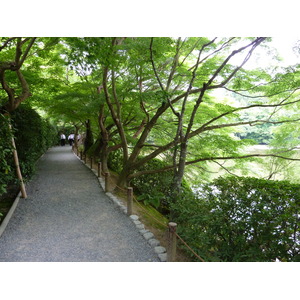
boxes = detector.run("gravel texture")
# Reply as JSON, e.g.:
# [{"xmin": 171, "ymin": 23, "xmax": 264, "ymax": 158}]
[{"xmin": 0, "ymin": 146, "xmax": 160, "ymax": 262}]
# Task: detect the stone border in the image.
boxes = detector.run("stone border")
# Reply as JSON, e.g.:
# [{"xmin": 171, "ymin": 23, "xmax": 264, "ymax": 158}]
[
  {"xmin": 0, "ymin": 191, "xmax": 22, "ymax": 238},
  {"xmin": 0, "ymin": 149, "xmax": 50, "ymax": 238},
  {"xmin": 74, "ymin": 152, "xmax": 168, "ymax": 262},
  {"xmin": 0, "ymin": 149, "xmax": 53, "ymax": 239}
]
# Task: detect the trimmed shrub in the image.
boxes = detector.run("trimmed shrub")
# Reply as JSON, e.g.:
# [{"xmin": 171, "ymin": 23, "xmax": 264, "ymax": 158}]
[
  {"xmin": 171, "ymin": 176, "xmax": 300, "ymax": 262},
  {"xmin": 9, "ymin": 104, "xmax": 57, "ymax": 182},
  {"xmin": 1, "ymin": 105, "xmax": 57, "ymax": 225}
]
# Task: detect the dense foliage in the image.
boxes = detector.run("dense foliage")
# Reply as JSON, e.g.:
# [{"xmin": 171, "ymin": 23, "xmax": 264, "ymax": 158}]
[
  {"xmin": 107, "ymin": 148, "xmax": 123, "ymax": 174},
  {"xmin": 1, "ymin": 37, "xmax": 300, "ymax": 262},
  {"xmin": 132, "ymin": 158, "xmax": 177, "ymax": 212},
  {"xmin": 171, "ymin": 176, "xmax": 300, "ymax": 262},
  {"xmin": 11, "ymin": 105, "xmax": 58, "ymax": 179},
  {"xmin": 107, "ymin": 151, "xmax": 191, "ymax": 213},
  {"xmin": 0, "ymin": 105, "xmax": 57, "ymax": 196}
]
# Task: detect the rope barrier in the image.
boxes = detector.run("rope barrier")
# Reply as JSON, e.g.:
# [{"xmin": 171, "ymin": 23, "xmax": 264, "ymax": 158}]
[
  {"xmin": 175, "ymin": 232, "xmax": 205, "ymax": 262},
  {"xmin": 74, "ymin": 150, "xmax": 206, "ymax": 262}
]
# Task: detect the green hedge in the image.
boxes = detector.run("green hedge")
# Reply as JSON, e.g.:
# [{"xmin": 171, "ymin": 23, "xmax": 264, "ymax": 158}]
[
  {"xmin": 11, "ymin": 105, "xmax": 57, "ymax": 179},
  {"xmin": 171, "ymin": 176, "xmax": 300, "ymax": 262},
  {"xmin": 0, "ymin": 105, "xmax": 57, "ymax": 196}
]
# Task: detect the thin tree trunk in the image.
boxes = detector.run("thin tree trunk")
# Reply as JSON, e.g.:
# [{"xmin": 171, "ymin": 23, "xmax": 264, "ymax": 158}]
[
  {"xmin": 9, "ymin": 123, "xmax": 27, "ymax": 198},
  {"xmin": 97, "ymin": 104, "xmax": 110, "ymax": 173},
  {"xmin": 74, "ymin": 124, "xmax": 80, "ymax": 150},
  {"xmin": 84, "ymin": 119, "xmax": 93, "ymax": 154},
  {"xmin": 117, "ymin": 165, "xmax": 131, "ymax": 187},
  {"xmin": 100, "ymin": 144, "xmax": 109, "ymax": 173}
]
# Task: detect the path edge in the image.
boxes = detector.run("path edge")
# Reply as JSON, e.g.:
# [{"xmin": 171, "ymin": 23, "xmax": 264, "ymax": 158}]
[
  {"xmin": 0, "ymin": 191, "xmax": 22, "ymax": 238},
  {"xmin": 73, "ymin": 151, "xmax": 167, "ymax": 262},
  {"xmin": 0, "ymin": 150, "xmax": 50, "ymax": 239}
]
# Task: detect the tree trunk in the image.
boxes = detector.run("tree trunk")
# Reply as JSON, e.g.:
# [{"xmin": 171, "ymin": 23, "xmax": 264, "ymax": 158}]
[
  {"xmin": 84, "ymin": 119, "xmax": 94, "ymax": 154},
  {"xmin": 101, "ymin": 147, "xmax": 109, "ymax": 173},
  {"xmin": 102, "ymin": 67, "xmax": 129, "ymax": 165},
  {"xmin": 97, "ymin": 106, "xmax": 110, "ymax": 173},
  {"xmin": 117, "ymin": 164, "xmax": 132, "ymax": 188},
  {"xmin": 74, "ymin": 124, "xmax": 80, "ymax": 150},
  {"xmin": 171, "ymin": 142, "xmax": 188, "ymax": 199}
]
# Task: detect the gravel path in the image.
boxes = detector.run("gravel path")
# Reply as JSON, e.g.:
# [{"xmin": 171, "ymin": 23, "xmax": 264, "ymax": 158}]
[{"xmin": 0, "ymin": 146, "xmax": 159, "ymax": 262}]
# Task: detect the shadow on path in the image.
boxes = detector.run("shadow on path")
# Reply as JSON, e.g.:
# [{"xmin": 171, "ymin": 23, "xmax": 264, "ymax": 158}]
[{"xmin": 0, "ymin": 146, "xmax": 159, "ymax": 262}]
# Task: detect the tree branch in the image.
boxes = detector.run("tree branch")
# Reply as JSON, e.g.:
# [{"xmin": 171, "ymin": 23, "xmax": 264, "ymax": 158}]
[
  {"xmin": 208, "ymin": 38, "xmax": 266, "ymax": 88},
  {"xmin": 149, "ymin": 38, "xmax": 165, "ymax": 91},
  {"xmin": 18, "ymin": 37, "xmax": 36, "ymax": 68},
  {"xmin": 199, "ymin": 117, "xmax": 300, "ymax": 134},
  {"xmin": 166, "ymin": 37, "xmax": 181, "ymax": 92},
  {"xmin": 0, "ymin": 37, "xmax": 17, "ymax": 52},
  {"xmin": 128, "ymin": 151, "xmax": 300, "ymax": 180},
  {"xmin": 212, "ymin": 160, "xmax": 242, "ymax": 177},
  {"xmin": 185, "ymin": 153, "xmax": 300, "ymax": 165},
  {"xmin": 15, "ymin": 69, "xmax": 32, "ymax": 102},
  {"xmin": 0, "ymin": 69, "xmax": 15, "ymax": 108},
  {"xmin": 186, "ymin": 37, "xmax": 231, "ymax": 71},
  {"xmin": 189, "ymin": 95, "xmax": 300, "ymax": 139}
]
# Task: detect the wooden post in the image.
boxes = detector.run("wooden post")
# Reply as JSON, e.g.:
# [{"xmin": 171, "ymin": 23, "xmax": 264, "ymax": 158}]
[
  {"xmin": 80, "ymin": 151, "xmax": 83, "ymax": 160},
  {"xmin": 127, "ymin": 187, "xmax": 133, "ymax": 216},
  {"xmin": 9, "ymin": 123, "xmax": 27, "ymax": 199},
  {"xmin": 12, "ymin": 139, "xmax": 27, "ymax": 199},
  {"xmin": 105, "ymin": 172, "xmax": 109, "ymax": 192},
  {"xmin": 98, "ymin": 162, "xmax": 102, "ymax": 177},
  {"xmin": 168, "ymin": 222, "xmax": 177, "ymax": 262},
  {"xmin": 90, "ymin": 156, "xmax": 93, "ymax": 169}
]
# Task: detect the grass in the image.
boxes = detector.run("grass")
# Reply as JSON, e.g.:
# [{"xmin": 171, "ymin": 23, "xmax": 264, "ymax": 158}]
[{"xmin": 114, "ymin": 188, "xmax": 191, "ymax": 261}]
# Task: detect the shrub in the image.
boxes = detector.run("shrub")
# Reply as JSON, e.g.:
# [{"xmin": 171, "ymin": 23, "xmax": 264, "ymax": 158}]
[
  {"xmin": 171, "ymin": 176, "xmax": 300, "ymax": 262},
  {"xmin": 107, "ymin": 151, "xmax": 191, "ymax": 213},
  {"xmin": 132, "ymin": 158, "xmax": 191, "ymax": 214},
  {"xmin": 107, "ymin": 148, "xmax": 123, "ymax": 174},
  {"xmin": 9, "ymin": 104, "xmax": 57, "ymax": 181}
]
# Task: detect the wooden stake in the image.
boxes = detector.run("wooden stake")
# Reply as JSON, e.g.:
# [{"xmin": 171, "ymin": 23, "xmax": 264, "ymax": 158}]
[
  {"xmin": 9, "ymin": 123, "xmax": 27, "ymax": 199},
  {"xmin": 98, "ymin": 162, "xmax": 102, "ymax": 177},
  {"xmin": 168, "ymin": 222, "xmax": 177, "ymax": 262},
  {"xmin": 105, "ymin": 172, "xmax": 109, "ymax": 192},
  {"xmin": 127, "ymin": 187, "xmax": 133, "ymax": 216}
]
